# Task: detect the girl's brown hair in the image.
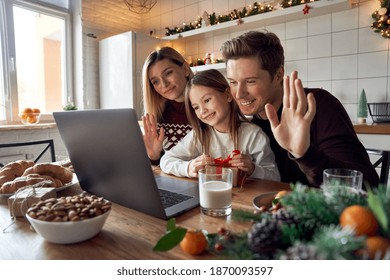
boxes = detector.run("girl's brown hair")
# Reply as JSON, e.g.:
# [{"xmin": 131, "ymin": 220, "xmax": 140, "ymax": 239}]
[
  {"xmin": 142, "ymin": 47, "xmax": 194, "ymax": 120},
  {"xmin": 184, "ymin": 69, "xmax": 249, "ymax": 154}
]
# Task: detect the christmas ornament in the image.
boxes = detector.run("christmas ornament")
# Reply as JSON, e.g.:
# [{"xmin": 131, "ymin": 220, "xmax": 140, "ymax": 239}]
[
  {"xmin": 372, "ymin": 1, "xmax": 390, "ymax": 38},
  {"xmin": 302, "ymin": 4, "xmax": 311, "ymax": 15}
]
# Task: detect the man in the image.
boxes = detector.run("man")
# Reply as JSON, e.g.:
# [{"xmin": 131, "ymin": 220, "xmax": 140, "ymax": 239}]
[{"xmin": 220, "ymin": 30, "xmax": 379, "ymax": 188}]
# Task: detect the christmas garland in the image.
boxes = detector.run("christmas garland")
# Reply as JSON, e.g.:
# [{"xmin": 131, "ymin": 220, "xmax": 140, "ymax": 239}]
[
  {"xmin": 372, "ymin": 0, "xmax": 390, "ymax": 38},
  {"xmin": 165, "ymin": 1, "xmax": 318, "ymax": 36},
  {"xmin": 154, "ymin": 183, "xmax": 390, "ymax": 260}
]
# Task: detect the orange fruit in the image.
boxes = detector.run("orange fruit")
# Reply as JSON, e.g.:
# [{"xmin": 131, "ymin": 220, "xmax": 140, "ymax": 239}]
[
  {"xmin": 339, "ymin": 205, "xmax": 378, "ymax": 236},
  {"xmin": 275, "ymin": 190, "xmax": 289, "ymax": 199},
  {"xmin": 364, "ymin": 236, "xmax": 390, "ymax": 259},
  {"xmin": 179, "ymin": 230, "xmax": 208, "ymax": 255},
  {"xmin": 22, "ymin": 107, "xmax": 33, "ymax": 114},
  {"xmin": 32, "ymin": 108, "xmax": 40, "ymax": 114},
  {"xmin": 26, "ymin": 115, "xmax": 37, "ymax": 124},
  {"xmin": 20, "ymin": 113, "xmax": 29, "ymax": 120}
]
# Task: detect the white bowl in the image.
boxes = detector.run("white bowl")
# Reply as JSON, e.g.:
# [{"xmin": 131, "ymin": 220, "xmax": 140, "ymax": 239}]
[
  {"xmin": 18, "ymin": 112, "xmax": 41, "ymax": 125},
  {"xmin": 26, "ymin": 209, "xmax": 110, "ymax": 244}
]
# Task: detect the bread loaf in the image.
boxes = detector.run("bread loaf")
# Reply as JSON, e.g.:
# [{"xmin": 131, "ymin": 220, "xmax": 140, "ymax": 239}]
[
  {"xmin": 0, "ymin": 173, "xmax": 62, "ymax": 194},
  {"xmin": 0, "ymin": 160, "xmax": 35, "ymax": 186},
  {"xmin": 22, "ymin": 163, "xmax": 73, "ymax": 184}
]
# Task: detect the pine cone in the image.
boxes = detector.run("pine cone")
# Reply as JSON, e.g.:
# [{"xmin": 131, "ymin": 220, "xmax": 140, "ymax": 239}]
[
  {"xmin": 272, "ymin": 208, "xmax": 300, "ymax": 226},
  {"xmin": 279, "ymin": 243, "xmax": 322, "ymax": 260},
  {"xmin": 247, "ymin": 218, "xmax": 282, "ymax": 256}
]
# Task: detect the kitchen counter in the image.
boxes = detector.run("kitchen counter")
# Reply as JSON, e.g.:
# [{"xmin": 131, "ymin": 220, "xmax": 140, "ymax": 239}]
[
  {"xmin": 0, "ymin": 122, "xmax": 57, "ymax": 131},
  {"xmin": 353, "ymin": 122, "xmax": 390, "ymax": 135}
]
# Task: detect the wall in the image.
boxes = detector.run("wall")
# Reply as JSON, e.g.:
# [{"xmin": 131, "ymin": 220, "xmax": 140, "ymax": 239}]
[
  {"xmin": 140, "ymin": 0, "xmax": 388, "ymax": 123},
  {"xmin": 80, "ymin": 0, "xmax": 143, "ymax": 109}
]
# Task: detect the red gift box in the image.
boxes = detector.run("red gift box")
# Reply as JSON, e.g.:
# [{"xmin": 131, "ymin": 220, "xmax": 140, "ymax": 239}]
[{"xmin": 212, "ymin": 150, "xmax": 246, "ymax": 187}]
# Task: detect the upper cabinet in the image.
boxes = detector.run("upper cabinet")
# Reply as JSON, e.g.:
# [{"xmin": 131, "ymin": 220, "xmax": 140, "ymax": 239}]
[{"xmin": 162, "ymin": 0, "xmax": 352, "ymax": 42}]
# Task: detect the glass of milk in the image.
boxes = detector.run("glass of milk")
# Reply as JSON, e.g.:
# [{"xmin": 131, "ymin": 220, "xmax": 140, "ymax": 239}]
[{"xmin": 198, "ymin": 167, "xmax": 233, "ymax": 216}]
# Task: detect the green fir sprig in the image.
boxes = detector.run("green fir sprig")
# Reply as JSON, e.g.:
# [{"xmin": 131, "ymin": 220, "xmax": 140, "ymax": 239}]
[
  {"xmin": 310, "ymin": 225, "xmax": 365, "ymax": 260},
  {"xmin": 280, "ymin": 184, "xmax": 339, "ymax": 227}
]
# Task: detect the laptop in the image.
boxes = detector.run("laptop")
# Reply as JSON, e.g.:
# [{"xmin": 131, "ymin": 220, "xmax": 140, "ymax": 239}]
[{"xmin": 53, "ymin": 108, "xmax": 199, "ymax": 220}]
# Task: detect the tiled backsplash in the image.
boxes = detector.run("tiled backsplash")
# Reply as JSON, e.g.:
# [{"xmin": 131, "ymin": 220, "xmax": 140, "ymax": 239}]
[{"xmin": 142, "ymin": 0, "xmax": 388, "ymax": 122}]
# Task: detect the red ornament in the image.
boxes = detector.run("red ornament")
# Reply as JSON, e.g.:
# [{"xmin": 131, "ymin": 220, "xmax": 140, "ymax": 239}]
[{"xmin": 302, "ymin": 4, "xmax": 311, "ymax": 15}]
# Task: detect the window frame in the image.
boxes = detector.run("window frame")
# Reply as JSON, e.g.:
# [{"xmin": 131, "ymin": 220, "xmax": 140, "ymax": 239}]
[{"xmin": 0, "ymin": 0, "xmax": 73, "ymax": 124}]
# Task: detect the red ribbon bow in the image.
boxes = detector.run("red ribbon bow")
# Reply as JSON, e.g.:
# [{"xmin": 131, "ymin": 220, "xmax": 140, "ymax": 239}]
[{"xmin": 213, "ymin": 150, "xmax": 240, "ymax": 167}]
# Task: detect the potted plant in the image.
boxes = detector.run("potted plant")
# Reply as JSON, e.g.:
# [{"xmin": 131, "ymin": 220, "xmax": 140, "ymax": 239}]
[
  {"xmin": 63, "ymin": 102, "xmax": 78, "ymax": 111},
  {"xmin": 357, "ymin": 89, "xmax": 368, "ymax": 124}
]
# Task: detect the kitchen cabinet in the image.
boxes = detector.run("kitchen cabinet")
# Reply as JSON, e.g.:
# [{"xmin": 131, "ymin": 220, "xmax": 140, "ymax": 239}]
[
  {"xmin": 354, "ymin": 123, "xmax": 390, "ymax": 186},
  {"xmin": 354, "ymin": 123, "xmax": 390, "ymax": 150}
]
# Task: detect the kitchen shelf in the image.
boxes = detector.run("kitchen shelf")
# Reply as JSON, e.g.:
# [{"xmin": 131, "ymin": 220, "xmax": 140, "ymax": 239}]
[
  {"xmin": 162, "ymin": 0, "xmax": 351, "ymax": 41},
  {"xmin": 190, "ymin": 63, "xmax": 226, "ymax": 72}
]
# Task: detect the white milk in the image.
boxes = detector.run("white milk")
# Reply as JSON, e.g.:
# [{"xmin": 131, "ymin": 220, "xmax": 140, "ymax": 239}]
[{"xmin": 199, "ymin": 181, "xmax": 232, "ymax": 209}]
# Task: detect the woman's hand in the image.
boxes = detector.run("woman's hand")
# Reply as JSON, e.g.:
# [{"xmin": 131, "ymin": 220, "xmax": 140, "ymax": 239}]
[
  {"xmin": 142, "ymin": 113, "xmax": 165, "ymax": 161},
  {"xmin": 265, "ymin": 71, "xmax": 316, "ymax": 158},
  {"xmin": 188, "ymin": 154, "xmax": 213, "ymax": 178},
  {"xmin": 229, "ymin": 153, "xmax": 254, "ymax": 176}
]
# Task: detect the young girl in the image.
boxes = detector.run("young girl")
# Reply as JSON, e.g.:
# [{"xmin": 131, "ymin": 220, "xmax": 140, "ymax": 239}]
[
  {"xmin": 142, "ymin": 47, "xmax": 194, "ymax": 165},
  {"xmin": 160, "ymin": 69, "xmax": 280, "ymax": 182}
]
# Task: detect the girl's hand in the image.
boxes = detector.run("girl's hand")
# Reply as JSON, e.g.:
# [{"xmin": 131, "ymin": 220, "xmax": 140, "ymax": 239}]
[
  {"xmin": 188, "ymin": 154, "xmax": 213, "ymax": 178},
  {"xmin": 229, "ymin": 153, "xmax": 254, "ymax": 176},
  {"xmin": 142, "ymin": 113, "xmax": 165, "ymax": 161}
]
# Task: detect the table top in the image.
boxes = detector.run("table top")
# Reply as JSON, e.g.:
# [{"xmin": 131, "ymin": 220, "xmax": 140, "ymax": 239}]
[
  {"xmin": 353, "ymin": 122, "xmax": 390, "ymax": 134},
  {"xmin": 0, "ymin": 168, "xmax": 290, "ymax": 260}
]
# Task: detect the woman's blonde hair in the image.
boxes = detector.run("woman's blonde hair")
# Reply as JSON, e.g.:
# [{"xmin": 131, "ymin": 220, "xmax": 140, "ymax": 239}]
[
  {"xmin": 184, "ymin": 69, "xmax": 249, "ymax": 154},
  {"xmin": 142, "ymin": 47, "xmax": 193, "ymax": 121}
]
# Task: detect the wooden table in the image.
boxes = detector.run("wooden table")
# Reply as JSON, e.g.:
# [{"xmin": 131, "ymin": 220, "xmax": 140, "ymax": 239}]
[{"xmin": 0, "ymin": 169, "xmax": 290, "ymax": 260}]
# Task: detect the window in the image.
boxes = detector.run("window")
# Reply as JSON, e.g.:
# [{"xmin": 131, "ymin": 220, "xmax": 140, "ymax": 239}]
[{"xmin": 0, "ymin": 0, "xmax": 72, "ymax": 124}]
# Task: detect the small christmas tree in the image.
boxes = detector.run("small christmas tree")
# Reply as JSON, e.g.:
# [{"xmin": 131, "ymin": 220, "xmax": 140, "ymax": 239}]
[{"xmin": 358, "ymin": 89, "xmax": 368, "ymax": 124}]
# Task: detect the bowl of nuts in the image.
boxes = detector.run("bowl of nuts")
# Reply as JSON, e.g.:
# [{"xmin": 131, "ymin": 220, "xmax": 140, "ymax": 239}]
[{"xmin": 25, "ymin": 192, "xmax": 112, "ymax": 244}]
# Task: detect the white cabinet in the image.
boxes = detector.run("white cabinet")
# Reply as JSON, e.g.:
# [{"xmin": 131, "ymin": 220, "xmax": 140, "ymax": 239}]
[
  {"xmin": 357, "ymin": 134, "xmax": 390, "ymax": 151},
  {"xmin": 357, "ymin": 133, "xmax": 390, "ymax": 188}
]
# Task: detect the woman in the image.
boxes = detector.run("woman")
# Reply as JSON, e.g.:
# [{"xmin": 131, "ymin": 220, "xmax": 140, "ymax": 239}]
[{"xmin": 142, "ymin": 47, "xmax": 194, "ymax": 165}]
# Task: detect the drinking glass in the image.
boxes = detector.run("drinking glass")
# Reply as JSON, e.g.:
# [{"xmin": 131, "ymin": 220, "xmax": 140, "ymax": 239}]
[
  {"xmin": 322, "ymin": 168, "xmax": 363, "ymax": 193},
  {"xmin": 198, "ymin": 167, "xmax": 233, "ymax": 216}
]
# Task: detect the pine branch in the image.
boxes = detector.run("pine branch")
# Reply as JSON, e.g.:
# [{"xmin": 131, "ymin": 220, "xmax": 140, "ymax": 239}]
[
  {"xmin": 311, "ymin": 225, "xmax": 365, "ymax": 260},
  {"xmin": 281, "ymin": 186, "xmax": 340, "ymax": 227},
  {"xmin": 231, "ymin": 208, "xmax": 264, "ymax": 222}
]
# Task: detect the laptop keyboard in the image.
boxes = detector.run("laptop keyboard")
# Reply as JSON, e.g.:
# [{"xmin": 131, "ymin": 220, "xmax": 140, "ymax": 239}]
[{"xmin": 159, "ymin": 189, "xmax": 192, "ymax": 208}]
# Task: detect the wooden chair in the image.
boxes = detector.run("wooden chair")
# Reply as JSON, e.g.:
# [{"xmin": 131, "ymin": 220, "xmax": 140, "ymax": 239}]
[
  {"xmin": 366, "ymin": 148, "xmax": 390, "ymax": 187},
  {"xmin": 0, "ymin": 139, "xmax": 56, "ymax": 167}
]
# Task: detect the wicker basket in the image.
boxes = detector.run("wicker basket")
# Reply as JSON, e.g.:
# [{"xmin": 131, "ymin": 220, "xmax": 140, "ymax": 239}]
[{"xmin": 368, "ymin": 102, "xmax": 390, "ymax": 123}]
